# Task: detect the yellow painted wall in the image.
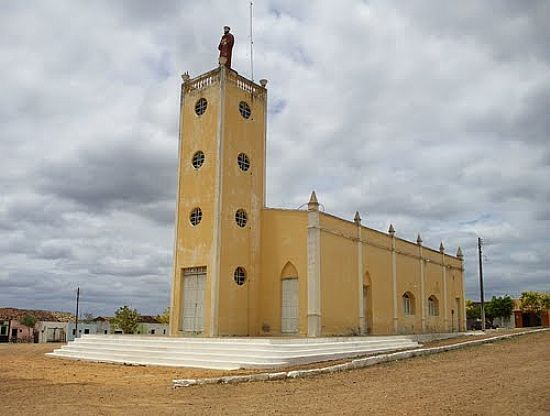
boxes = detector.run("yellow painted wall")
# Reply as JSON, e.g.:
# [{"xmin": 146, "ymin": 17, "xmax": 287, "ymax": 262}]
[
  {"xmin": 217, "ymin": 72, "xmax": 266, "ymax": 336},
  {"xmin": 259, "ymin": 209, "xmax": 308, "ymax": 335},
  {"xmin": 170, "ymin": 68, "xmax": 268, "ymax": 336},
  {"xmin": 316, "ymin": 214, "xmax": 357, "ymax": 335},
  {"xmin": 170, "ymin": 71, "xmax": 222, "ymax": 335}
]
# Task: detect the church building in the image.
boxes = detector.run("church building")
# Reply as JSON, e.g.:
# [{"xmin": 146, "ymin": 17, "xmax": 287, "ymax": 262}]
[{"xmin": 169, "ymin": 65, "xmax": 466, "ymax": 337}]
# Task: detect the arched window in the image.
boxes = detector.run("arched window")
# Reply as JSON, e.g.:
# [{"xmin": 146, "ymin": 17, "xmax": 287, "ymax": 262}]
[
  {"xmin": 428, "ymin": 295, "xmax": 439, "ymax": 316},
  {"xmin": 402, "ymin": 292, "xmax": 416, "ymax": 315}
]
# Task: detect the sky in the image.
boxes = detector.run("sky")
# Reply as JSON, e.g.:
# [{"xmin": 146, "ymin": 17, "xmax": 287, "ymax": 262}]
[{"xmin": 1, "ymin": 0, "xmax": 548, "ymax": 316}]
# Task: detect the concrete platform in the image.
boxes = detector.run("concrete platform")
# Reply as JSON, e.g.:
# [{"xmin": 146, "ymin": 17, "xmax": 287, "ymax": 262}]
[{"xmin": 47, "ymin": 334, "xmax": 421, "ymax": 370}]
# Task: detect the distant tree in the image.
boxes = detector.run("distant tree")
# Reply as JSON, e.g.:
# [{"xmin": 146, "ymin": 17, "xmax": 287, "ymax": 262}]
[
  {"xmin": 82, "ymin": 312, "xmax": 94, "ymax": 323},
  {"xmin": 20, "ymin": 314, "xmax": 37, "ymax": 329},
  {"xmin": 542, "ymin": 293, "xmax": 550, "ymax": 310},
  {"xmin": 110, "ymin": 306, "xmax": 139, "ymax": 334},
  {"xmin": 466, "ymin": 300, "xmax": 481, "ymax": 320},
  {"xmin": 156, "ymin": 307, "xmax": 170, "ymax": 325},
  {"xmin": 485, "ymin": 295, "xmax": 514, "ymax": 321},
  {"xmin": 519, "ymin": 291, "xmax": 543, "ymax": 314}
]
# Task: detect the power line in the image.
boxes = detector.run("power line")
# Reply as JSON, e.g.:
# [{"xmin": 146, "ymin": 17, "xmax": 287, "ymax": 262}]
[{"xmin": 478, "ymin": 237, "xmax": 486, "ymax": 331}]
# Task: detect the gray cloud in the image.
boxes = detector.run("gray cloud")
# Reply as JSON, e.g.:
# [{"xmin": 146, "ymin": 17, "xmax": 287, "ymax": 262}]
[{"xmin": 0, "ymin": 0, "xmax": 548, "ymax": 316}]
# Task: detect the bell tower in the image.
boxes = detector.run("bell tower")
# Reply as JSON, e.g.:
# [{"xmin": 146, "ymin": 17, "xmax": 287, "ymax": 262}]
[{"xmin": 169, "ymin": 66, "xmax": 267, "ymax": 336}]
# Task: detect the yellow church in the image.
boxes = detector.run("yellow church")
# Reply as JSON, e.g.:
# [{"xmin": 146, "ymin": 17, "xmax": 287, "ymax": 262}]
[{"xmin": 169, "ymin": 65, "xmax": 466, "ymax": 338}]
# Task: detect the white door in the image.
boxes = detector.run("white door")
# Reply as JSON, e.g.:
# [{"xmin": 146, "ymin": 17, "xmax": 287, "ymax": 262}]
[
  {"xmin": 182, "ymin": 267, "xmax": 206, "ymax": 332},
  {"xmin": 281, "ymin": 278, "xmax": 299, "ymax": 333}
]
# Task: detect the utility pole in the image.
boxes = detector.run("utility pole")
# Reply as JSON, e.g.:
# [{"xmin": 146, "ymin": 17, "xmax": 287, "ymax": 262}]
[
  {"xmin": 478, "ymin": 237, "xmax": 485, "ymax": 331},
  {"xmin": 75, "ymin": 287, "xmax": 80, "ymax": 338}
]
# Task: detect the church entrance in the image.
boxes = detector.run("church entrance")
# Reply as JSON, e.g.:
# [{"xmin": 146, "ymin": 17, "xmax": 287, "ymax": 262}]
[
  {"xmin": 181, "ymin": 267, "xmax": 206, "ymax": 332},
  {"xmin": 281, "ymin": 278, "xmax": 298, "ymax": 333}
]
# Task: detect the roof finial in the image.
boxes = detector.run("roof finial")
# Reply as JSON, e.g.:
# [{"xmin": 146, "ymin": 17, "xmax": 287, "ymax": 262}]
[
  {"xmin": 439, "ymin": 241, "xmax": 445, "ymax": 253},
  {"xmin": 388, "ymin": 224, "xmax": 395, "ymax": 236},
  {"xmin": 354, "ymin": 211, "xmax": 361, "ymax": 225},
  {"xmin": 417, "ymin": 233, "xmax": 423, "ymax": 245},
  {"xmin": 308, "ymin": 191, "xmax": 319, "ymax": 211},
  {"xmin": 456, "ymin": 246, "xmax": 463, "ymax": 260}
]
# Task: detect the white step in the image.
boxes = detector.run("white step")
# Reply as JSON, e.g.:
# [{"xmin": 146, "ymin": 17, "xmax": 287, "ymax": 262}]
[{"xmin": 47, "ymin": 334, "xmax": 420, "ymax": 370}]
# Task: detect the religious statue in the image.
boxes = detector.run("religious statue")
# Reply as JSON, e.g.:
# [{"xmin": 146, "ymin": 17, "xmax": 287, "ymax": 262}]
[{"xmin": 218, "ymin": 26, "xmax": 234, "ymax": 69}]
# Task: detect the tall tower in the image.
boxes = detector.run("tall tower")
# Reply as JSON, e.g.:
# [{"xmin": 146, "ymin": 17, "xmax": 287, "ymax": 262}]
[{"xmin": 169, "ymin": 66, "xmax": 267, "ymax": 336}]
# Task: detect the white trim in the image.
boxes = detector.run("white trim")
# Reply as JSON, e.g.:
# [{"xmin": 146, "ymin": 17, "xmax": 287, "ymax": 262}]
[
  {"xmin": 357, "ymin": 225, "xmax": 365, "ymax": 333},
  {"xmin": 210, "ymin": 67, "xmax": 226, "ymax": 336},
  {"xmin": 391, "ymin": 237, "xmax": 398, "ymax": 333},
  {"xmin": 169, "ymin": 83, "xmax": 186, "ymax": 336},
  {"xmin": 442, "ymin": 253, "xmax": 449, "ymax": 331},
  {"xmin": 307, "ymin": 209, "xmax": 321, "ymax": 337},
  {"xmin": 419, "ymin": 246, "xmax": 426, "ymax": 332}
]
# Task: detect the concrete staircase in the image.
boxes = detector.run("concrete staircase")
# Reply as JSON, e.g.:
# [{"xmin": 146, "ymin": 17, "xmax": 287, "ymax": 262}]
[{"xmin": 47, "ymin": 334, "xmax": 420, "ymax": 370}]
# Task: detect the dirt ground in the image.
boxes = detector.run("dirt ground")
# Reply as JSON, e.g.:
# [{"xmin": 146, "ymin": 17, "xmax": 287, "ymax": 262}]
[{"xmin": 1, "ymin": 331, "xmax": 549, "ymax": 415}]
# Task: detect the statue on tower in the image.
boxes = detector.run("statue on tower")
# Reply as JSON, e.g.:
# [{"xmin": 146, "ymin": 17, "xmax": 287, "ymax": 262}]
[{"xmin": 218, "ymin": 26, "xmax": 234, "ymax": 69}]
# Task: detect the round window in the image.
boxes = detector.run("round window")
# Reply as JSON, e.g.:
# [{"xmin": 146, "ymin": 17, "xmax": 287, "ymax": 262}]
[
  {"xmin": 237, "ymin": 153, "xmax": 250, "ymax": 172},
  {"xmin": 235, "ymin": 209, "xmax": 248, "ymax": 227},
  {"xmin": 192, "ymin": 151, "xmax": 205, "ymax": 169},
  {"xmin": 239, "ymin": 101, "xmax": 251, "ymax": 119},
  {"xmin": 234, "ymin": 267, "xmax": 246, "ymax": 285},
  {"xmin": 189, "ymin": 207, "xmax": 202, "ymax": 226},
  {"xmin": 195, "ymin": 98, "xmax": 207, "ymax": 116}
]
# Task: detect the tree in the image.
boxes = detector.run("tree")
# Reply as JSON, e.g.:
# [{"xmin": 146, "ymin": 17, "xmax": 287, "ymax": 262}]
[
  {"xmin": 156, "ymin": 307, "xmax": 170, "ymax": 325},
  {"xmin": 110, "ymin": 306, "xmax": 139, "ymax": 334},
  {"xmin": 519, "ymin": 291, "xmax": 543, "ymax": 314},
  {"xmin": 485, "ymin": 295, "xmax": 514, "ymax": 321},
  {"xmin": 20, "ymin": 314, "xmax": 37, "ymax": 329},
  {"xmin": 466, "ymin": 300, "xmax": 481, "ymax": 320},
  {"xmin": 82, "ymin": 312, "xmax": 94, "ymax": 322}
]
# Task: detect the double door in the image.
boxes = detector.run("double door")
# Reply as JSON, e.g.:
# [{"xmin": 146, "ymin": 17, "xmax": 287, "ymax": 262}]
[{"xmin": 182, "ymin": 267, "xmax": 206, "ymax": 332}]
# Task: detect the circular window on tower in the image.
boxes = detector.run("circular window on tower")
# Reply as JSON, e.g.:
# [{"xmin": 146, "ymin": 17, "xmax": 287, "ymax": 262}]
[
  {"xmin": 195, "ymin": 98, "xmax": 207, "ymax": 116},
  {"xmin": 189, "ymin": 207, "xmax": 202, "ymax": 226},
  {"xmin": 234, "ymin": 267, "xmax": 247, "ymax": 286},
  {"xmin": 235, "ymin": 209, "xmax": 248, "ymax": 227},
  {"xmin": 237, "ymin": 153, "xmax": 250, "ymax": 172},
  {"xmin": 192, "ymin": 151, "xmax": 205, "ymax": 169},
  {"xmin": 239, "ymin": 101, "xmax": 251, "ymax": 119}
]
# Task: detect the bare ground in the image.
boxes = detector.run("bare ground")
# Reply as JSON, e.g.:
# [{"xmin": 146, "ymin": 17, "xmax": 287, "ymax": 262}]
[{"xmin": 1, "ymin": 330, "xmax": 549, "ymax": 415}]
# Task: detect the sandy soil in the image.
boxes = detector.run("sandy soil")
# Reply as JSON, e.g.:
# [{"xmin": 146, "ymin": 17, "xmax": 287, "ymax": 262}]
[{"xmin": 1, "ymin": 330, "xmax": 548, "ymax": 415}]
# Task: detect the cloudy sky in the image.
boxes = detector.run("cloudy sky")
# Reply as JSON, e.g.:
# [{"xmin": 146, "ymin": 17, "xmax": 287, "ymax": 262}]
[{"xmin": 1, "ymin": 1, "xmax": 548, "ymax": 316}]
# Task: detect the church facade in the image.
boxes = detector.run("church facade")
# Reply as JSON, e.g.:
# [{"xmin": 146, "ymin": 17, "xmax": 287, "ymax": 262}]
[{"xmin": 169, "ymin": 66, "xmax": 466, "ymax": 337}]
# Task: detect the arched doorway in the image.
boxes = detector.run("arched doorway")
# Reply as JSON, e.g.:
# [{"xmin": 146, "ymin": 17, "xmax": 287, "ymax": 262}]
[
  {"xmin": 363, "ymin": 272, "xmax": 373, "ymax": 334},
  {"xmin": 281, "ymin": 262, "xmax": 299, "ymax": 334}
]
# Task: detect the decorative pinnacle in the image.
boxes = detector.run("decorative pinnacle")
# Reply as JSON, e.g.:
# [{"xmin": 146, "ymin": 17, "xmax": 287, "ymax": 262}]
[
  {"xmin": 181, "ymin": 72, "xmax": 190, "ymax": 82},
  {"xmin": 354, "ymin": 211, "xmax": 361, "ymax": 225},
  {"xmin": 308, "ymin": 191, "xmax": 319, "ymax": 211},
  {"xmin": 259, "ymin": 79, "xmax": 268, "ymax": 87},
  {"xmin": 388, "ymin": 224, "xmax": 395, "ymax": 236},
  {"xmin": 457, "ymin": 246, "xmax": 464, "ymax": 260},
  {"xmin": 416, "ymin": 234, "xmax": 423, "ymax": 245},
  {"xmin": 439, "ymin": 242, "xmax": 445, "ymax": 253}
]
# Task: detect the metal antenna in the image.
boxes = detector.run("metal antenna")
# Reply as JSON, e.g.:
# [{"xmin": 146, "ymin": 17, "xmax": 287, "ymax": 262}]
[{"xmin": 249, "ymin": 1, "xmax": 254, "ymax": 82}]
